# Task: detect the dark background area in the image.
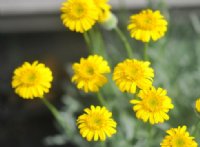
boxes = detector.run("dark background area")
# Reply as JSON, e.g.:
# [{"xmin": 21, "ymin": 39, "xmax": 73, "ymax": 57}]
[{"xmin": 0, "ymin": 31, "xmax": 87, "ymax": 147}]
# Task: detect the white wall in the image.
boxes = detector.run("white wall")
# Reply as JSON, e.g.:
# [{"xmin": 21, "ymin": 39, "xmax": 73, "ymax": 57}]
[
  {"xmin": 0, "ymin": 0, "xmax": 200, "ymax": 32},
  {"xmin": 0, "ymin": 0, "xmax": 200, "ymax": 15}
]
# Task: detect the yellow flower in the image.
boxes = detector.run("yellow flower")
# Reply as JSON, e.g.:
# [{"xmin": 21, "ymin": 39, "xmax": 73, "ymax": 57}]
[
  {"xmin": 130, "ymin": 87, "xmax": 174, "ymax": 124},
  {"xmin": 98, "ymin": 6, "xmax": 111, "ymax": 23},
  {"xmin": 127, "ymin": 9, "xmax": 168, "ymax": 42},
  {"xmin": 61, "ymin": 0, "xmax": 98, "ymax": 33},
  {"xmin": 12, "ymin": 61, "xmax": 53, "ymax": 99},
  {"xmin": 77, "ymin": 105, "xmax": 117, "ymax": 141},
  {"xmin": 72, "ymin": 55, "xmax": 110, "ymax": 93},
  {"xmin": 113, "ymin": 59, "xmax": 154, "ymax": 93},
  {"xmin": 92, "ymin": 0, "xmax": 111, "ymax": 23},
  {"xmin": 195, "ymin": 98, "xmax": 200, "ymax": 112},
  {"xmin": 160, "ymin": 126, "xmax": 198, "ymax": 147}
]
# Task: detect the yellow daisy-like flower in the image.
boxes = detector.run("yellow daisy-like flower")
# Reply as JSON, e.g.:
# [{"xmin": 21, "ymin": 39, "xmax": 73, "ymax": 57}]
[
  {"xmin": 92, "ymin": 0, "xmax": 111, "ymax": 23},
  {"xmin": 113, "ymin": 59, "xmax": 154, "ymax": 93},
  {"xmin": 127, "ymin": 9, "xmax": 168, "ymax": 42},
  {"xmin": 130, "ymin": 87, "xmax": 174, "ymax": 124},
  {"xmin": 72, "ymin": 55, "xmax": 110, "ymax": 93},
  {"xmin": 12, "ymin": 61, "xmax": 53, "ymax": 99},
  {"xmin": 160, "ymin": 126, "xmax": 198, "ymax": 147},
  {"xmin": 195, "ymin": 98, "xmax": 200, "ymax": 112},
  {"xmin": 77, "ymin": 105, "xmax": 117, "ymax": 141},
  {"xmin": 61, "ymin": 0, "xmax": 98, "ymax": 33}
]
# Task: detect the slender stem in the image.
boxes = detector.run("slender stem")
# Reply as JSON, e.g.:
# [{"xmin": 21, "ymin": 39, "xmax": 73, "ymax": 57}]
[
  {"xmin": 147, "ymin": 124, "xmax": 152, "ymax": 147},
  {"xmin": 95, "ymin": 27, "xmax": 108, "ymax": 59},
  {"xmin": 97, "ymin": 92, "xmax": 107, "ymax": 106},
  {"xmin": 41, "ymin": 98, "xmax": 71, "ymax": 133},
  {"xmin": 191, "ymin": 119, "xmax": 200, "ymax": 136},
  {"xmin": 144, "ymin": 43, "xmax": 149, "ymax": 61},
  {"xmin": 101, "ymin": 141, "xmax": 106, "ymax": 147},
  {"xmin": 114, "ymin": 27, "xmax": 134, "ymax": 58},
  {"xmin": 41, "ymin": 98, "xmax": 60, "ymax": 119},
  {"xmin": 88, "ymin": 27, "xmax": 107, "ymax": 58},
  {"xmin": 83, "ymin": 32, "xmax": 92, "ymax": 54}
]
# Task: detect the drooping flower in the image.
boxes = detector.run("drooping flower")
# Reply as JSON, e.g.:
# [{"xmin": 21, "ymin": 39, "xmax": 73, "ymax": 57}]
[
  {"xmin": 195, "ymin": 98, "xmax": 200, "ymax": 112},
  {"xmin": 72, "ymin": 55, "xmax": 110, "ymax": 93},
  {"xmin": 12, "ymin": 61, "xmax": 53, "ymax": 99},
  {"xmin": 113, "ymin": 59, "xmax": 154, "ymax": 93},
  {"xmin": 127, "ymin": 9, "xmax": 168, "ymax": 42},
  {"xmin": 61, "ymin": 0, "xmax": 98, "ymax": 33},
  {"xmin": 77, "ymin": 105, "xmax": 117, "ymax": 141},
  {"xmin": 92, "ymin": 0, "xmax": 111, "ymax": 23},
  {"xmin": 130, "ymin": 87, "xmax": 174, "ymax": 124},
  {"xmin": 160, "ymin": 126, "xmax": 198, "ymax": 147}
]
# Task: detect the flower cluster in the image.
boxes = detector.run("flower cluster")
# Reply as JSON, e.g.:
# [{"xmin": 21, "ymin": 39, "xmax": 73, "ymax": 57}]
[
  {"xmin": 71, "ymin": 55, "xmax": 174, "ymax": 127},
  {"xmin": 61, "ymin": 0, "xmax": 112, "ymax": 33},
  {"xmin": 10, "ymin": 1, "xmax": 199, "ymax": 146}
]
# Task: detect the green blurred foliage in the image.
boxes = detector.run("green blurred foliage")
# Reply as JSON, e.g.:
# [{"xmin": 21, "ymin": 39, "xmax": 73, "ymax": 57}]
[{"xmin": 44, "ymin": 3, "xmax": 200, "ymax": 147}]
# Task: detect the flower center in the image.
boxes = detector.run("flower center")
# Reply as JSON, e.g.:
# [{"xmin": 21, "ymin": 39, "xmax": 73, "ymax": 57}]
[
  {"xmin": 87, "ymin": 116, "xmax": 104, "ymax": 130},
  {"xmin": 71, "ymin": 4, "xmax": 86, "ymax": 19},
  {"xmin": 149, "ymin": 98, "xmax": 158, "ymax": 107},
  {"xmin": 174, "ymin": 137, "xmax": 185, "ymax": 147},
  {"xmin": 143, "ymin": 96, "xmax": 161, "ymax": 112},
  {"xmin": 86, "ymin": 67, "xmax": 95, "ymax": 75},
  {"xmin": 125, "ymin": 66, "xmax": 140, "ymax": 81},
  {"xmin": 81, "ymin": 63, "xmax": 97, "ymax": 79},
  {"xmin": 137, "ymin": 15, "xmax": 155, "ymax": 30},
  {"xmin": 22, "ymin": 70, "xmax": 38, "ymax": 85}
]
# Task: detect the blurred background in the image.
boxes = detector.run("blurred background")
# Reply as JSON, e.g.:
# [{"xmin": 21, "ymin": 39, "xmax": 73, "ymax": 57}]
[{"xmin": 1, "ymin": 0, "xmax": 200, "ymax": 147}]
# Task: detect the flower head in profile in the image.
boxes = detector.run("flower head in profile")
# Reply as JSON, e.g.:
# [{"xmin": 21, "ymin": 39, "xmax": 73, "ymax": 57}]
[
  {"xmin": 12, "ymin": 61, "xmax": 53, "ymax": 99},
  {"xmin": 160, "ymin": 126, "xmax": 198, "ymax": 147},
  {"xmin": 61, "ymin": 0, "xmax": 98, "ymax": 33},
  {"xmin": 77, "ymin": 105, "xmax": 117, "ymax": 141},
  {"xmin": 113, "ymin": 59, "xmax": 154, "ymax": 93},
  {"xmin": 195, "ymin": 98, "xmax": 200, "ymax": 112},
  {"xmin": 128, "ymin": 9, "xmax": 168, "ymax": 42},
  {"xmin": 92, "ymin": 0, "xmax": 111, "ymax": 23},
  {"xmin": 72, "ymin": 55, "xmax": 110, "ymax": 93},
  {"xmin": 130, "ymin": 87, "xmax": 174, "ymax": 124}
]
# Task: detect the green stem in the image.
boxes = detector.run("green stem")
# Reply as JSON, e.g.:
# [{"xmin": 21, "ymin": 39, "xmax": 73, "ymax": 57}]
[
  {"xmin": 95, "ymin": 27, "xmax": 108, "ymax": 59},
  {"xmin": 114, "ymin": 27, "xmax": 134, "ymax": 58},
  {"xmin": 41, "ymin": 98, "xmax": 71, "ymax": 133},
  {"xmin": 88, "ymin": 27, "xmax": 107, "ymax": 58},
  {"xmin": 97, "ymin": 92, "xmax": 107, "ymax": 106},
  {"xmin": 147, "ymin": 124, "xmax": 152, "ymax": 147},
  {"xmin": 42, "ymin": 98, "xmax": 60, "ymax": 119},
  {"xmin": 144, "ymin": 43, "xmax": 149, "ymax": 61},
  {"xmin": 191, "ymin": 120, "xmax": 200, "ymax": 136},
  {"xmin": 101, "ymin": 141, "xmax": 106, "ymax": 147},
  {"xmin": 83, "ymin": 32, "xmax": 92, "ymax": 54}
]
